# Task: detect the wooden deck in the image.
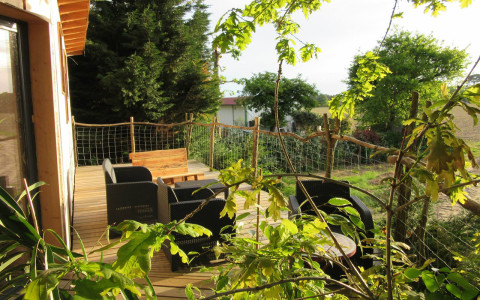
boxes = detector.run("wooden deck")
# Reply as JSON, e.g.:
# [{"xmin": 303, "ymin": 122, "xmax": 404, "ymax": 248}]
[{"xmin": 72, "ymin": 160, "xmax": 279, "ymax": 299}]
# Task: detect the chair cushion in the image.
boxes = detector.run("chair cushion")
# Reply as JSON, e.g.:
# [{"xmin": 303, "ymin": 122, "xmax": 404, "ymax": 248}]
[{"xmin": 103, "ymin": 159, "xmax": 117, "ymax": 184}]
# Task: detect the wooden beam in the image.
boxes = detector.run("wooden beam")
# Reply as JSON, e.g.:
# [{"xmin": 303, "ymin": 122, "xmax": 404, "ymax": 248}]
[
  {"xmin": 58, "ymin": 2, "xmax": 89, "ymax": 14},
  {"xmin": 67, "ymin": 50, "xmax": 84, "ymax": 56},
  {"xmin": 65, "ymin": 42, "xmax": 86, "ymax": 49},
  {"xmin": 63, "ymin": 26, "xmax": 87, "ymax": 35},
  {"xmin": 58, "ymin": 0, "xmax": 86, "ymax": 5},
  {"xmin": 61, "ymin": 20, "xmax": 89, "ymax": 30},
  {"xmin": 64, "ymin": 36, "xmax": 85, "ymax": 43},
  {"xmin": 59, "ymin": 11, "xmax": 88, "ymax": 22}
]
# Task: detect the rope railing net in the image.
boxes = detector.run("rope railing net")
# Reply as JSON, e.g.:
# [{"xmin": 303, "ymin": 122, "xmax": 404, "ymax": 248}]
[
  {"xmin": 75, "ymin": 124, "xmax": 131, "ymax": 166},
  {"xmin": 133, "ymin": 124, "xmax": 186, "ymax": 153},
  {"xmin": 75, "ymin": 122, "xmax": 388, "ymax": 170},
  {"xmin": 189, "ymin": 125, "xmax": 211, "ymax": 166}
]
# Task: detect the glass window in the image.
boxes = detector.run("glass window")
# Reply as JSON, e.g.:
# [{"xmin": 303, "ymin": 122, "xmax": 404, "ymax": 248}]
[{"xmin": 0, "ymin": 19, "xmax": 27, "ymax": 197}]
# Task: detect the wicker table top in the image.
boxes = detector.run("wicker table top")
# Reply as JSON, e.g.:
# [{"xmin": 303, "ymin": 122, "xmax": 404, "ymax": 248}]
[{"xmin": 175, "ymin": 179, "xmax": 228, "ymax": 198}]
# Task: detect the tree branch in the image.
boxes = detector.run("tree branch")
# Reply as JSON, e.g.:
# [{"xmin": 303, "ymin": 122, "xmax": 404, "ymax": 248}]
[{"xmin": 203, "ymin": 276, "xmax": 367, "ymax": 299}]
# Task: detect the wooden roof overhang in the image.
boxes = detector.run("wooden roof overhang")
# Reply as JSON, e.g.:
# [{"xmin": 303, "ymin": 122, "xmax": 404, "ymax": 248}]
[{"xmin": 57, "ymin": 0, "xmax": 90, "ymax": 56}]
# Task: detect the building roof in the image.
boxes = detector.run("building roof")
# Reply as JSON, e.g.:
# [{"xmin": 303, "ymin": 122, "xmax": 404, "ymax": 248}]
[
  {"xmin": 221, "ymin": 97, "xmax": 245, "ymax": 106},
  {"xmin": 57, "ymin": 0, "xmax": 89, "ymax": 56}
]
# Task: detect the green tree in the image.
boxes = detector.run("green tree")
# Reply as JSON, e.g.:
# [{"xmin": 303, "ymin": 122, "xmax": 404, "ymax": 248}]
[
  {"xmin": 316, "ymin": 93, "xmax": 331, "ymax": 106},
  {"xmin": 240, "ymin": 72, "xmax": 319, "ymax": 131},
  {"xmin": 69, "ymin": 0, "xmax": 220, "ymax": 123},
  {"xmin": 347, "ymin": 31, "xmax": 468, "ymax": 134},
  {"xmin": 291, "ymin": 110, "xmax": 322, "ymax": 134}
]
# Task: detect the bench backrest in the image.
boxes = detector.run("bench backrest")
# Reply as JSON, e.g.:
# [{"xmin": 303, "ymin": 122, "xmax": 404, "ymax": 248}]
[{"xmin": 129, "ymin": 148, "xmax": 188, "ymax": 177}]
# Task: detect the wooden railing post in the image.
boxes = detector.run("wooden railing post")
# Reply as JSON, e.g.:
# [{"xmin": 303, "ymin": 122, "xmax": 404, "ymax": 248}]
[
  {"xmin": 324, "ymin": 114, "xmax": 337, "ymax": 178},
  {"xmin": 256, "ymin": 168, "xmax": 262, "ymax": 247},
  {"xmin": 72, "ymin": 116, "xmax": 78, "ymax": 167},
  {"xmin": 186, "ymin": 113, "xmax": 193, "ymax": 158},
  {"xmin": 209, "ymin": 116, "xmax": 216, "ymax": 170},
  {"xmin": 130, "ymin": 116, "xmax": 135, "ymax": 154},
  {"xmin": 251, "ymin": 117, "xmax": 260, "ymax": 173}
]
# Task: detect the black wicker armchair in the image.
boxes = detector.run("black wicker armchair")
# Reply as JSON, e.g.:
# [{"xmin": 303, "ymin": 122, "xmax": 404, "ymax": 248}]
[
  {"xmin": 157, "ymin": 180, "xmax": 235, "ymax": 271},
  {"xmin": 288, "ymin": 180, "xmax": 374, "ymax": 269},
  {"xmin": 102, "ymin": 159, "xmax": 158, "ymax": 236}
]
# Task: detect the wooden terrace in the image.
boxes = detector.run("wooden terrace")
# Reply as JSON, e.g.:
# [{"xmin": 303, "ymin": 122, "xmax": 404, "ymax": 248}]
[{"xmin": 72, "ymin": 160, "xmax": 278, "ymax": 299}]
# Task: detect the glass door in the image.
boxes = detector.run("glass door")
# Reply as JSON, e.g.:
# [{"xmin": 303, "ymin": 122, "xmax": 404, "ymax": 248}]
[{"xmin": 0, "ymin": 18, "xmax": 36, "ymax": 197}]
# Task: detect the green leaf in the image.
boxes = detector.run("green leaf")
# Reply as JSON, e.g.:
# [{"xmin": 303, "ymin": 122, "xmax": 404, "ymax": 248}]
[
  {"xmin": 216, "ymin": 276, "xmax": 230, "ymax": 291},
  {"xmin": 343, "ymin": 206, "xmax": 360, "ymax": 217},
  {"xmin": 348, "ymin": 214, "xmax": 365, "ymax": 230},
  {"xmin": 422, "ymin": 270, "xmax": 444, "ymax": 293},
  {"xmin": 235, "ymin": 212, "xmax": 250, "ymax": 221},
  {"xmin": 404, "ymin": 268, "xmax": 422, "ymax": 280},
  {"xmin": 328, "ymin": 197, "xmax": 351, "ymax": 206},
  {"xmin": 0, "ymin": 252, "xmax": 25, "ymax": 274},
  {"xmin": 185, "ymin": 284, "xmax": 194, "ymax": 300},
  {"xmin": 46, "ymin": 229, "xmax": 75, "ymax": 262},
  {"xmin": 281, "ymin": 219, "xmax": 298, "ymax": 234},
  {"xmin": 447, "ymin": 272, "xmax": 479, "ymax": 300},
  {"xmin": 113, "ymin": 231, "xmax": 156, "ymax": 277}
]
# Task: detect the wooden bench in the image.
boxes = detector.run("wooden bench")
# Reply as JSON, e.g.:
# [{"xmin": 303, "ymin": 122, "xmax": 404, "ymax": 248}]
[{"xmin": 129, "ymin": 148, "xmax": 204, "ymax": 184}]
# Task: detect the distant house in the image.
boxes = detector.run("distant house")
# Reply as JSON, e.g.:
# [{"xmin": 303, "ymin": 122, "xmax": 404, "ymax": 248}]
[
  {"xmin": 217, "ymin": 97, "xmax": 298, "ymax": 131},
  {"xmin": 217, "ymin": 97, "xmax": 253, "ymax": 127},
  {"xmin": 0, "ymin": 0, "xmax": 89, "ymax": 246}
]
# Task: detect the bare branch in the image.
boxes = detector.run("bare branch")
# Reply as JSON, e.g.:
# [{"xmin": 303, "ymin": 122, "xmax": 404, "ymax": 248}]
[{"xmin": 202, "ymin": 276, "xmax": 367, "ymax": 300}]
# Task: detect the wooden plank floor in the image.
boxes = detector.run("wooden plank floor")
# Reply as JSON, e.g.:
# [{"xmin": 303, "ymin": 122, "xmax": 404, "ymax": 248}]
[{"xmin": 72, "ymin": 160, "xmax": 282, "ymax": 299}]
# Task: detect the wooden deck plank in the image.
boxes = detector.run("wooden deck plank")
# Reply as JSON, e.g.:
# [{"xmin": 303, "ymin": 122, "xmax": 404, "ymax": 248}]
[{"xmin": 72, "ymin": 160, "xmax": 285, "ymax": 299}]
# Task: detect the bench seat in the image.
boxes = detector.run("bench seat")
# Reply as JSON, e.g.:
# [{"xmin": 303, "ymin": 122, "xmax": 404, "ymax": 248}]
[{"xmin": 129, "ymin": 148, "xmax": 204, "ymax": 184}]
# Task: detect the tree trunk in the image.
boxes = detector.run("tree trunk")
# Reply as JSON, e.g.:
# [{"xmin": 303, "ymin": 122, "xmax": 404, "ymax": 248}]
[
  {"xmin": 393, "ymin": 92, "xmax": 419, "ymax": 242},
  {"xmin": 458, "ymin": 196, "xmax": 480, "ymax": 217}
]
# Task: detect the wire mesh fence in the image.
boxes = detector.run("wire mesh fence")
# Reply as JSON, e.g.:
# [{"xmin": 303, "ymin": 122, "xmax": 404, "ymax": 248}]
[
  {"xmin": 75, "ymin": 124, "xmax": 132, "ymax": 166},
  {"xmin": 133, "ymin": 123, "xmax": 186, "ymax": 153},
  {"xmin": 74, "ymin": 120, "xmax": 388, "ymax": 171}
]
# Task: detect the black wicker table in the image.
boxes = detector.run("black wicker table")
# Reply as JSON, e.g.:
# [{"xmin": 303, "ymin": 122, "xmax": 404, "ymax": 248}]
[{"xmin": 174, "ymin": 179, "xmax": 229, "ymax": 198}]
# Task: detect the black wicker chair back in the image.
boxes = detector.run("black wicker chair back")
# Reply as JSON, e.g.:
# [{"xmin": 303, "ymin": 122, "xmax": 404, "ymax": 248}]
[
  {"xmin": 102, "ymin": 159, "xmax": 158, "ymax": 237},
  {"xmin": 157, "ymin": 181, "xmax": 235, "ymax": 271}
]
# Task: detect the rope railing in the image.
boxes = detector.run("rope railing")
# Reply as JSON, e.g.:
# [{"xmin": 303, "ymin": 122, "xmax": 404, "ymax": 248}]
[{"xmin": 74, "ymin": 116, "xmax": 387, "ymax": 172}]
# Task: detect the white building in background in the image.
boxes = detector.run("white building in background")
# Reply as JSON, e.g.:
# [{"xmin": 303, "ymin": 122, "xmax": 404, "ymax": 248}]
[
  {"xmin": 217, "ymin": 97, "xmax": 296, "ymax": 131},
  {"xmin": 217, "ymin": 97, "xmax": 253, "ymax": 127}
]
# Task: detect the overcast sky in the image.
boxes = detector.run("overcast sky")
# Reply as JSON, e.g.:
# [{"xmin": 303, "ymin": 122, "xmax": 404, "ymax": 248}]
[{"xmin": 203, "ymin": 0, "xmax": 480, "ymax": 96}]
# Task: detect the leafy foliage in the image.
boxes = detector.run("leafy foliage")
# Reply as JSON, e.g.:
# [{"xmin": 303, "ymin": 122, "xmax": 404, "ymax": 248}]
[
  {"xmin": 69, "ymin": 0, "xmax": 220, "ymax": 123},
  {"xmin": 347, "ymin": 31, "xmax": 468, "ymax": 133},
  {"xmin": 0, "ymin": 183, "xmax": 218, "ymax": 299},
  {"xmin": 329, "ymin": 51, "xmax": 391, "ymax": 120},
  {"xmin": 240, "ymin": 72, "xmax": 319, "ymax": 130},
  {"xmin": 405, "ymin": 83, "xmax": 480, "ymax": 203},
  {"xmin": 213, "ymin": 0, "xmax": 324, "ymax": 65},
  {"xmin": 291, "ymin": 110, "xmax": 322, "ymax": 134}
]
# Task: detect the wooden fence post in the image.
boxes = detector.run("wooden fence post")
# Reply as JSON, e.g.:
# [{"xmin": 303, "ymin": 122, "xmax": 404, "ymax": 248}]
[
  {"xmin": 72, "ymin": 116, "xmax": 78, "ymax": 167},
  {"xmin": 324, "ymin": 114, "xmax": 337, "ymax": 178},
  {"xmin": 209, "ymin": 116, "xmax": 216, "ymax": 170},
  {"xmin": 130, "ymin": 117, "xmax": 135, "ymax": 154},
  {"xmin": 251, "ymin": 117, "xmax": 260, "ymax": 173},
  {"xmin": 256, "ymin": 168, "xmax": 262, "ymax": 248},
  {"xmin": 186, "ymin": 113, "xmax": 193, "ymax": 158}
]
